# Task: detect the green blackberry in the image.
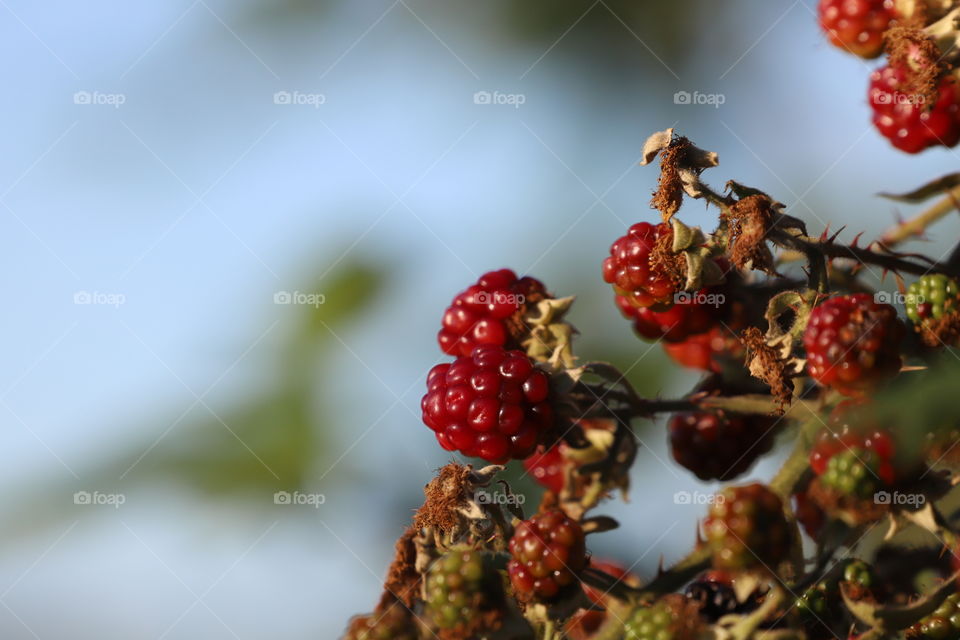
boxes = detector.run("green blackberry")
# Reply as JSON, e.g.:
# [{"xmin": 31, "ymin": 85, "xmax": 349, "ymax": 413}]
[
  {"xmin": 703, "ymin": 483, "xmax": 791, "ymax": 571},
  {"xmin": 907, "ymin": 275, "xmax": 960, "ymax": 325},
  {"xmin": 820, "ymin": 448, "xmax": 883, "ymax": 499},
  {"xmin": 909, "ymin": 592, "xmax": 960, "ymax": 640},
  {"xmin": 424, "ymin": 549, "xmax": 501, "ymax": 635},
  {"xmin": 624, "ymin": 595, "xmax": 701, "ymax": 640}
]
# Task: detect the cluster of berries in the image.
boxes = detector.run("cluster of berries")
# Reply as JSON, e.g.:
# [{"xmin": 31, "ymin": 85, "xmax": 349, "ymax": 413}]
[{"xmin": 818, "ymin": 0, "xmax": 960, "ymax": 153}]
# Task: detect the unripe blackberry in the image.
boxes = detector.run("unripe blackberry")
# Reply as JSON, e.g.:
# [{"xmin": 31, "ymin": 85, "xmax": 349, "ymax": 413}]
[
  {"xmin": 523, "ymin": 443, "xmax": 566, "ymax": 493},
  {"xmin": 810, "ymin": 422, "xmax": 897, "ymax": 500},
  {"xmin": 870, "ymin": 65, "xmax": 960, "ymax": 154},
  {"xmin": 438, "ymin": 268, "xmax": 548, "ymax": 357},
  {"xmin": 668, "ymin": 410, "xmax": 778, "ymax": 481},
  {"xmin": 803, "ymin": 294, "xmax": 904, "ymax": 396},
  {"xmin": 907, "ymin": 274, "xmax": 960, "ymax": 325},
  {"xmin": 662, "ymin": 326, "xmax": 745, "ymax": 373},
  {"xmin": 703, "ymin": 483, "xmax": 791, "ymax": 571},
  {"xmin": 421, "ymin": 345, "xmax": 554, "ymax": 463},
  {"xmin": 624, "ymin": 594, "xmax": 703, "ymax": 640},
  {"xmin": 603, "ymin": 222, "xmax": 681, "ymax": 309},
  {"xmin": 819, "ymin": 0, "xmax": 898, "ymax": 59},
  {"xmin": 343, "ymin": 604, "xmax": 418, "ymax": 640},
  {"xmin": 615, "ymin": 291, "xmax": 720, "ymax": 343},
  {"xmin": 424, "ymin": 549, "xmax": 501, "ymax": 634},
  {"xmin": 909, "ymin": 592, "xmax": 960, "ymax": 640},
  {"xmin": 507, "ymin": 510, "xmax": 587, "ymax": 602}
]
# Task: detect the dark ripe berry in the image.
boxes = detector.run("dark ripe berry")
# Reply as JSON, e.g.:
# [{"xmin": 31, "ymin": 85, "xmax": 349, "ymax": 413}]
[
  {"xmin": 438, "ymin": 268, "xmax": 548, "ymax": 357},
  {"xmin": 615, "ymin": 290, "xmax": 721, "ymax": 343},
  {"xmin": 704, "ymin": 483, "xmax": 791, "ymax": 571},
  {"xmin": 669, "ymin": 410, "xmax": 779, "ymax": 481},
  {"xmin": 685, "ymin": 573, "xmax": 741, "ymax": 622},
  {"xmin": 909, "ymin": 592, "xmax": 960, "ymax": 640},
  {"xmin": 507, "ymin": 510, "xmax": 587, "ymax": 602},
  {"xmin": 870, "ymin": 65, "xmax": 960, "ymax": 154},
  {"xmin": 603, "ymin": 222, "xmax": 680, "ymax": 309},
  {"xmin": 819, "ymin": 0, "xmax": 897, "ymax": 59},
  {"xmin": 907, "ymin": 274, "xmax": 960, "ymax": 324},
  {"xmin": 342, "ymin": 604, "xmax": 418, "ymax": 640},
  {"xmin": 424, "ymin": 550, "xmax": 500, "ymax": 633},
  {"xmin": 421, "ymin": 345, "xmax": 554, "ymax": 463},
  {"xmin": 803, "ymin": 294, "xmax": 904, "ymax": 396},
  {"xmin": 523, "ymin": 443, "xmax": 566, "ymax": 493},
  {"xmin": 662, "ymin": 326, "xmax": 745, "ymax": 372}
]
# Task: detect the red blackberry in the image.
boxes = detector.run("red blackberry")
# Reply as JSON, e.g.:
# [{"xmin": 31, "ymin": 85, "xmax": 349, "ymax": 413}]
[
  {"xmin": 615, "ymin": 291, "xmax": 719, "ymax": 343},
  {"xmin": 803, "ymin": 294, "xmax": 904, "ymax": 396},
  {"xmin": 438, "ymin": 268, "xmax": 548, "ymax": 357},
  {"xmin": 603, "ymin": 222, "xmax": 682, "ymax": 309},
  {"xmin": 421, "ymin": 345, "xmax": 554, "ymax": 463},
  {"xmin": 703, "ymin": 483, "xmax": 791, "ymax": 571},
  {"xmin": 809, "ymin": 424, "xmax": 897, "ymax": 498},
  {"xmin": 870, "ymin": 65, "xmax": 960, "ymax": 154},
  {"xmin": 819, "ymin": 0, "xmax": 898, "ymax": 59},
  {"xmin": 669, "ymin": 410, "xmax": 779, "ymax": 481},
  {"xmin": 343, "ymin": 603, "xmax": 418, "ymax": 640},
  {"xmin": 508, "ymin": 510, "xmax": 587, "ymax": 602},
  {"xmin": 523, "ymin": 443, "xmax": 566, "ymax": 493}
]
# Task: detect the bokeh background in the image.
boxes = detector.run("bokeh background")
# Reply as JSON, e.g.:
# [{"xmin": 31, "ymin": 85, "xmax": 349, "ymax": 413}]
[{"xmin": 2, "ymin": 1, "xmax": 960, "ymax": 637}]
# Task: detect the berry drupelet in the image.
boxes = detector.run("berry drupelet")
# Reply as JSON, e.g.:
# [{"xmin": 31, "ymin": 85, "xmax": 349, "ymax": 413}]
[
  {"xmin": 421, "ymin": 345, "xmax": 554, "ymax": 463},
  {"xmin": 508, "ymin": 510, "xmax": 587, "ymax": 602},
  {"xmin": 438, "ymin": 268, "xmax": 548, "ymax": 358},
  {"xmin": 803, "ymin": 293, "xmax": 904, "ymax": 396}
]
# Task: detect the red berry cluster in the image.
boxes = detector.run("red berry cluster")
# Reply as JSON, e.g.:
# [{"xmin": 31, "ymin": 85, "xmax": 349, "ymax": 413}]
[
  {"xmin": 615, "ymin": 291, "xmax": 719, "ymax": 343},
  {"xmin": 818, "ymin": 0, "xmax": 898, "ymax": 59},
  {"xmin": 703, "ymin": 483, "xmax": 791, "ymax": 571},
  {"xmin": 508, "ymin": 510, "xmax": 587, "ymax": 602},
  {"xmin": 603, "ymin": 222, "xmax": 680, "ymax": 309},
  {"xmin": 809, "ymin": 425, "xmax": 897, "ymax": 485},
  {"xmin": 669, "ymin": 410, "xmax": 778, "ymax": 481},
  {"xmin": 803, "ymin": 294, "xmax": 904, "ymax": 396},
  {"xmin": 869, "ymin": 65, "xmax": 960, "ymax": 154},
  {"xmin": 438, "ymin": 269, "xmax": 547, "ymax": 357},
  {"xmin": 421, "ymin": 345, "xmax": 553, "ymax": 463}
]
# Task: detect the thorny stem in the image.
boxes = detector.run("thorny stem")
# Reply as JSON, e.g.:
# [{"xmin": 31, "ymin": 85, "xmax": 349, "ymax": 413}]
[{"xmin": 880, "ymin": 186, "xmax": 960, "ymax": 246}]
